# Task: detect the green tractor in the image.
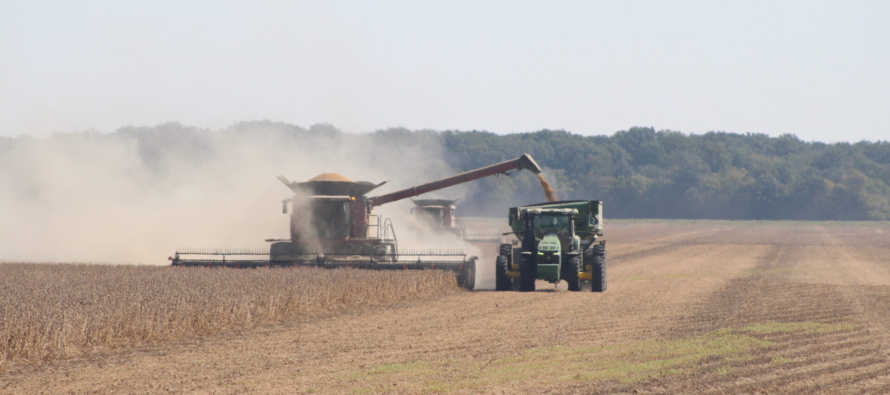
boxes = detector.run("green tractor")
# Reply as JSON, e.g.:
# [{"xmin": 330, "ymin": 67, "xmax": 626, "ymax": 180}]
[{"xmin": 495, "ymin": 200, "xmax": 606, "ymax": 292}]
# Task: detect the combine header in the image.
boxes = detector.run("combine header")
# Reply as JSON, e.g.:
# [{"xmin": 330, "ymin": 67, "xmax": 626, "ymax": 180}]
[{"xmin": 171, "ymin": 154, "xmax": 544, "ymax": 289}]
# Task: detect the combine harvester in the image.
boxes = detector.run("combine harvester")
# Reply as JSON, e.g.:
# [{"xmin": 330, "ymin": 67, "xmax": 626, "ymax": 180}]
[{"xmin": 170, "ymin": 154, "xmax": 544, "ymax": 289}]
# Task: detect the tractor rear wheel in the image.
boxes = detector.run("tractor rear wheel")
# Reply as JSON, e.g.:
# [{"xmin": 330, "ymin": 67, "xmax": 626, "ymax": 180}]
[
  {"xmin": 495, "ymin": 255, "xmax": 511, "ymax": 291},
  {"xmin": 564, "ymin": 254, "xmax": 581, "ymax": 291},
  {"xmin": 499, "ymin": 243, "xmax": 513, "ymax": 256},
  {"xmin": 591, "ymin": 242, "xmax": 607, "ymax": 292},
  {"xmin": 519, "ymin": 254, "xmax": 536, "ymax": 292}
]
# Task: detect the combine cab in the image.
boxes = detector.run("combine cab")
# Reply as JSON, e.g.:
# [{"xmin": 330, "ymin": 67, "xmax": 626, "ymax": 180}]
[
  {"xmin": 171, "ymin": 154, "xmax": 544, "ymax": 290},
  {"xmin": 495, "ymin": 200, "xmax": 606, "ymax": 292}
]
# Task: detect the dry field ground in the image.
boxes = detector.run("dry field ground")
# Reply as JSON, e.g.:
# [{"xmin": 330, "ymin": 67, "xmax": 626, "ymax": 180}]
[{"xmin": 3, "ymin": 220, "xmax": 890, "ymax": 394}]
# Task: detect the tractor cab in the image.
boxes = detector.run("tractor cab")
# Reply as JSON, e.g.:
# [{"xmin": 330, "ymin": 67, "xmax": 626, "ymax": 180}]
[{"xmin": 525, "ymin": 208, "xmax": 580, "ymax": 253}]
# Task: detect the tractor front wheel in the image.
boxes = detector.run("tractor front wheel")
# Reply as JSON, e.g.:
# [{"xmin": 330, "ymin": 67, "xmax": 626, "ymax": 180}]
[
  {"xmin": 564, "ymin": 254, "xmax": 581, "ymax": 291},
  {"xmin": 519, "ymin": 254, "xmax": 536, "ymax": 292},
  {"xmin": 495, "ymin": 255, "xmax": 512, "ymax": 291}
]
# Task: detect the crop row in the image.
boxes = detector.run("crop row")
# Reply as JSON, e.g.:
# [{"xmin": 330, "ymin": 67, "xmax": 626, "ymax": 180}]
[{"xmin": 0, "ymin": 263, "xmax": 459, "ymax": 365}]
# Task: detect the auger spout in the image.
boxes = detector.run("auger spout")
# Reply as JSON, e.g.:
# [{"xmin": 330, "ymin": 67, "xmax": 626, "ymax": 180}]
[{"xmin": 369, "ymin": 153, "xmax": 542, "ymax": 207}]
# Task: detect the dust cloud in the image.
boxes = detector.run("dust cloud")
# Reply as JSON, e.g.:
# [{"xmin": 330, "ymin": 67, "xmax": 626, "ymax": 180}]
[
  {"xmin": 0, "ymin": 123, "xmax": 478, "ymax": 264},
  {"xmin": 286, "ymin": 190, "xmax": 322, "ymax": 254}
]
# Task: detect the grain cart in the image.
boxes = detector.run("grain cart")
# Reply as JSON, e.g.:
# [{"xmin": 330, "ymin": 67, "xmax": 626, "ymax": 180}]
[
  {"xmin": 495, "ymin": 200, "xmax": 606, "ymax": 292},
  {"xmin": 170, "ymin": 154, "xmax": 543, "ymax": 290}
]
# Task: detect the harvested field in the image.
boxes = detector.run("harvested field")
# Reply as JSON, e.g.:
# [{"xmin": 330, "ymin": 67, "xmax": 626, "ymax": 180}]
[{"xmin": 2, "ymin": 220, "xmax": 890, "ymax": 394}]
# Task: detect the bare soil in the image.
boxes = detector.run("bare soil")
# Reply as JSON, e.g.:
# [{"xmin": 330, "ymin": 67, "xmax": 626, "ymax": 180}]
[{"xmin": 3, "ymin": 221, "xmax": 890, "ymax": 394}]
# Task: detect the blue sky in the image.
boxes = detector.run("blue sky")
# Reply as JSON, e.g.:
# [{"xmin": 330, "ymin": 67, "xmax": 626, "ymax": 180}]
[{"xmin": 1, "ymin": 0, "xmax": 887, "ymax": 142}]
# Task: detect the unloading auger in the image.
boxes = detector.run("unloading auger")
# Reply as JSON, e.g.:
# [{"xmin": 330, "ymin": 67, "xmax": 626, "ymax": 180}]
[{"xmin": 170, "ymin": 154, "xmax": 543, "ymax": 289}]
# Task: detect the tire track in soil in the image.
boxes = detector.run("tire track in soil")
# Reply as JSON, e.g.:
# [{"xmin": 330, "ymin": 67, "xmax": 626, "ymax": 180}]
[
  {"xmin": 818, "ymin": 230, "xmax": 890, "ymax": 361},
  {"xmin": 609, "ymin": 224, "xmax": 783, "ymax": 265},
  {"xmin": 582, "ymin": 227, "xmax": 890, "ymax": 394}
]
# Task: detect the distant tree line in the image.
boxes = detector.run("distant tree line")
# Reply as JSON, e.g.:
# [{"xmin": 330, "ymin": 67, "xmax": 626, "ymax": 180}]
[
  {"xmin": 434, "ymin": 127, "xmax": 890, "ymax": 220},
  {"xmin": 3, "ymin": 123, "xmax": 887, "ymax": 220}
]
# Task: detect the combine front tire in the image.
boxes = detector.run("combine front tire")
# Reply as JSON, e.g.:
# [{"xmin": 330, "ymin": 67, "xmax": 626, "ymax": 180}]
[{"xmin": 495, "ymin": 255, "xmax": 512, "ymax": 291}]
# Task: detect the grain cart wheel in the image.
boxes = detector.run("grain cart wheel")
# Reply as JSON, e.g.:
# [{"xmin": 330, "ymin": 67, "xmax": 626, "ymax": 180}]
[
  {"xmin": 591, "ymin": 242, "xmax": 607, "ymax": 292},
  {"xmin": 519, "ymin": 253, "xmax": 536, "ymax": 292},
  {"xmin": 564, "ymin": 254, "xmax": 581, "ymax": 291},
  {"xmin": 495, "ymin": 255, "xmax": 512, "ymax": 291},
  {"xmin": 499, "ymin": 243, "xmax": 513, "ymax": 256},
  {"xmin": 580, "ymin": 245, "xmax": 594, "ymax": 291}
]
